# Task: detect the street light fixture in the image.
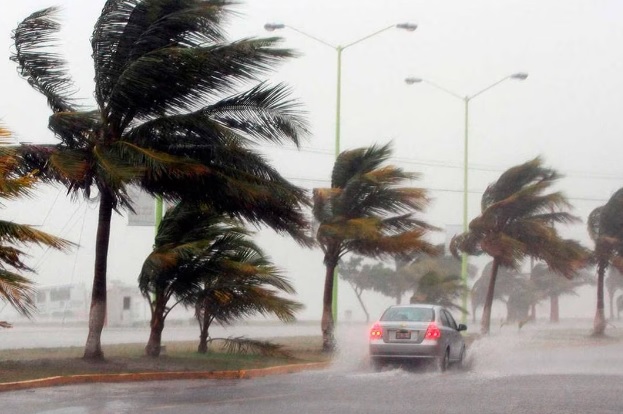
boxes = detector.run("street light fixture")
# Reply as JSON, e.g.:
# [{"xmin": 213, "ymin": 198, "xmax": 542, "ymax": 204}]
[
  {"xmin": 267, "ymin": 22, "xmax": 417, "ymax": 322},
  {"xmin": 405, "ymin": 72, "xmax": 528, "ymax": 322}
]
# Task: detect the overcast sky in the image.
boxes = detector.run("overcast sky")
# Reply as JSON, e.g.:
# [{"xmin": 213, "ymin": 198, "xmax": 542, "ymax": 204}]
[{"xmin": 1, "ymin": 0, "xmax": 623, "ymax": 322}]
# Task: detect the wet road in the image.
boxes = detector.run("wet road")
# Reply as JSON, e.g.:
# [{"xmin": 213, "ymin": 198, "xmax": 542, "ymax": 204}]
[{"xmin": 3, "ymin": 323, "xmax": 623, "ymax": 414}]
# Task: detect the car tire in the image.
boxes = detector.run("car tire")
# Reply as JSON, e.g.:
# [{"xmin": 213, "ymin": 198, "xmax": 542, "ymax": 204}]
[{"xmin": 437, "ymin": 349, "xmax": 449, "ymax": 372}]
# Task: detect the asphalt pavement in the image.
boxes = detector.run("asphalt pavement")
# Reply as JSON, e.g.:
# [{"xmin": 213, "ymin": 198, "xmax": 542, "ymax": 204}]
[{"xmin": 3, "ymin": 320, "xmax": 623, "ymax": 413}]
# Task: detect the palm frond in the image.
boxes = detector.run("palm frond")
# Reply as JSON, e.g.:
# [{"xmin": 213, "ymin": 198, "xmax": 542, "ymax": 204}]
[
  {"xmin": 212, "ymin": 336, "xmax": 290, "ymax": 357},
  {"xmin": 12, "ymin": 7, "xmax": 78, "ymax": 112},
  {"xmin": 92, "ymin": 0, "xmax": 231, "ymax": 107},
  {"xmin": 0, "ymin": 270, "xmax": 36, "ymax": 317}
]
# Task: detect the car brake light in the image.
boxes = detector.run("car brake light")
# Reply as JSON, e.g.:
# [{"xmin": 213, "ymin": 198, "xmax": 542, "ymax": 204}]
[
  {"xmin": 424, "ymin": 322, "xmax": 441, "ymax": 340},
  {"xmin": 370, "ymin": 323, "xmax": 383, "ymax": 339}
]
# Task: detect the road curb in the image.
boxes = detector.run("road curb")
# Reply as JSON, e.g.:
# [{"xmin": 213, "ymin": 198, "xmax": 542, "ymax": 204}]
[{"xmin": 0, "ymin": 361, "xmax": 332, "ymax": 392}]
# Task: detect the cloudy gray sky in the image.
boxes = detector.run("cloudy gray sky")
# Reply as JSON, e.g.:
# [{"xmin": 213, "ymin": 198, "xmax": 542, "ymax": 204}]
[{"xmin": 1, "ymin": 0, "xmax": 622, "ymax": 322}]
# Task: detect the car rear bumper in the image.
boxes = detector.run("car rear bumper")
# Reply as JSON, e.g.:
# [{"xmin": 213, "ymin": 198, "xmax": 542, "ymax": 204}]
[{"xmin": 369, "ymin": 341, "xmax": 441, "ymax": 359}]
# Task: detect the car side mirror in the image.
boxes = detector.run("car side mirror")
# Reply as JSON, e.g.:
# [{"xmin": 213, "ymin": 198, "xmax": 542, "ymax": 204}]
[{"xmin": 457, "ymin": 324, "xmax": 467, "ymax": 332}]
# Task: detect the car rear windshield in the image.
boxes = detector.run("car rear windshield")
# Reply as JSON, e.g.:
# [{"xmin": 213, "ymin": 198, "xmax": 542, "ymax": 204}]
[{"xmin": 380, "ymin": 307, "xmax": 434, "ymax": 322}]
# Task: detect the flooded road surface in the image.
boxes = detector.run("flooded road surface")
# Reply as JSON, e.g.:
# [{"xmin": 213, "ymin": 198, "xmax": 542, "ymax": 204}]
[{"xmin": 3, "ymin": 320, "xmax": 623, "ymax": 413}]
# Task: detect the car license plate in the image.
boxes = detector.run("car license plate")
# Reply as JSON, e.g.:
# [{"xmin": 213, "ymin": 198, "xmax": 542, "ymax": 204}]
[{"xmin": 396, "ymin": 330, "xmax": 411, "ymax": 340}]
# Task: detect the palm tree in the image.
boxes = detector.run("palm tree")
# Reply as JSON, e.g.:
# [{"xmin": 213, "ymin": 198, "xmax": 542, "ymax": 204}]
[
  {"xmin": 587, "ymin": 188, "xmax": 623, "ymax": 336},
  {"xmin": 13, "ymin": 1, "xmax": 310, "ymax": 360},
  {"xmin": 191, "ymin": 246, "xmax": 302, "ymax": 354},
  {"xmin": 0, "ymin": 124, "xmax": 72, "ymax": 324},
  {"xmin": 451, "ymin": 158, "xmax": 587, "ymax": 334},
  {"xmin": 139, "ymin": 201, "xmax": 302, "ymax": 357},
  {"xmin": 313, "ymin": 143, "xmax": 437, "ymax": 351}
]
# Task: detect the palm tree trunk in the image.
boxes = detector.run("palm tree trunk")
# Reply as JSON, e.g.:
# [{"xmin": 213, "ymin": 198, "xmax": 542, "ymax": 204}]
[
  {"xmin": 549, "ymin": 294, "xmax": 559, "ymax": 323},
  {"xmin": 145, "ymin": 293, "xmax": 166, "ymax": 357},
  {"xmin": 480, "ymin": 258, "xmax": 500, "ymax": 335},
  {"xmin": 83, "ymin": 190, "xmax": 114, "ymax": 360},
  {"xmin": 529, "ymin": 304, "xmax": 536, "ymax": 321},
  {"xmin": 321, "ymin": 259, "xmax": 337, "ymax": 353},
  {"xmin": 593, "ymin": 261, "xmax": 607, "ymax": 336},
  {"xmin": 197, "ymin": 310, "xmax": 212, "ymax": 354}
]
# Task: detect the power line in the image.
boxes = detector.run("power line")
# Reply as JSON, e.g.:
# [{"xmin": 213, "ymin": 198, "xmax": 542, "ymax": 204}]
[
  {"xmin": 283, "ymin": 175, "xmax": 611, "ymax": 203},
  {"xmin": 262, "ymin": 144, "xmax": 623, "ymax": 182}
]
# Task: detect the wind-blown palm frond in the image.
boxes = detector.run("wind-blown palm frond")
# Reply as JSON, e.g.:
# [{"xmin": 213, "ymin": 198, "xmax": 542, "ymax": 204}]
[
  {"xmin": 11, "ymin": 7, "xmax": 78, "ymax": 113},
  {"xmin": 0, "ymin": 124, "xmax": 73, "ymax": 317}
]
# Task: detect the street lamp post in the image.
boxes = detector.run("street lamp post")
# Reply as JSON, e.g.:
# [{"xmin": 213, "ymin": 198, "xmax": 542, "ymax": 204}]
[
  {"xmin": 266, "ymin": 22, "xmax": 417, "ymax": 323},
  {"xmin": 405, "ymin": 73, "xmax": 528, "ymax": 322}
]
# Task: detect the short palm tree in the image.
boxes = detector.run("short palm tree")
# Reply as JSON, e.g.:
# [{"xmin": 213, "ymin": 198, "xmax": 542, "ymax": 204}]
[
  {"xmin": 313, "ymin": 143, "xmax": 437, "ymax": 351},
  {"xmin": 451, "ymin": 158, "xmax": 587, "ymax": 334},
  {"xmin": 0, "ymin": 125, "xmax": 71, "ymax": 323},
  {"xmin": 587, "ymin": 188, "xmax": 623, "ymax": 336},
  {"xmin": 190, "ymin": 245, "xmax": 302, "ymax": 354},
  {"xmin": 13, "ymin": 1, "xmax": 310, "ymax": 360},
  {"xmin": 139, "ymin": 202, "xmax": 302, "ymax": 357}
]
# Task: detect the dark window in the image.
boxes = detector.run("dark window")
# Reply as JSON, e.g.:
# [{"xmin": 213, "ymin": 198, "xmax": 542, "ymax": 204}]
[
  {"xmin": 123, "ymin": 297, "xmax": 131, "ymax": 310},
  {"xmin": 381, "ymin": 307, "xmax": 434, "ymax": 322},
  {"xmin": 443, "ymin": 310, "xmax": 458, "ymax": 330},
  {"xmin": 440, "ymin": 310, "xmax": 451, "ymax": 327}
]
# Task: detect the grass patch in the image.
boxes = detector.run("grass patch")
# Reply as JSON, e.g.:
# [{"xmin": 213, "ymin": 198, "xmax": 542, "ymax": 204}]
[{"xmin": 0, "ymin": 336, "xmax": 328, "ymax": 384}]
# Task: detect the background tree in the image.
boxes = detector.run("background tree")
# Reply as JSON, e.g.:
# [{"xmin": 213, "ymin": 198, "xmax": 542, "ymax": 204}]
[
  {"xmin": 337, "ymin": 256, "xmax": 375, "ymax": 322},
  {"xmin": 470, "ymin": 262, "xmax": 525, "ymax": 324},
  {"xmin": 403, "ymin": 252, "xmax": 470, "ymax": 312},
  {"xmin": 13, "ymin": 1, "xmax": 310, "ymax": 360},
  {"xmin": 530, "ymin": 263, "xmax": 593, "ymax": 323},
  {"xmin": 313, "ymin": 143, "xmax": 437, "ymax": 351},
  {"xmin": 451, "ymin": 158, "xmax": 587, "ymax": 334},
  {"xmin": 0, "ymin": 124, "xmax": 72, "ymax": 325},
  {"xmin": 587, "ymin": 188, "xmax": 623, "ymax": 336}
]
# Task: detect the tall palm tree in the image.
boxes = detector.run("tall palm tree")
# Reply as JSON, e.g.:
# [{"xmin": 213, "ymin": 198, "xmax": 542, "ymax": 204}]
[
  {"xmin": 587, "ymin": 188, "xmax": 623, "ymax": 336},
  {"xmin": 13, "ymin": 1, "xmax": 310, "ymax": 360},
  {"xmin": 139, "ymin": 201, "xmax": 302, "ymax": 357},
  {"xmin": 313, "ymin": 143, "xmax": 437, "ymax": 351},
  {"xmin": 451, "ymin": 158, "xmax": 587, "ymax": 334},
  {"xmin": 0, "ymin": 125, "xmax": 72, "ymax": 323}
]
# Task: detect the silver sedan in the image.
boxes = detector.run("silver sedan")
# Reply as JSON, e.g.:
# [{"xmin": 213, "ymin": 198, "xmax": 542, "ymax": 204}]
[{"xmin": 369, "ymin": 304, "xmax": 467, "ymax": 371}]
